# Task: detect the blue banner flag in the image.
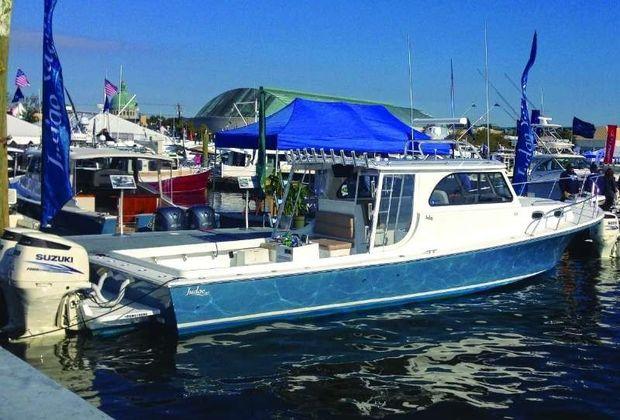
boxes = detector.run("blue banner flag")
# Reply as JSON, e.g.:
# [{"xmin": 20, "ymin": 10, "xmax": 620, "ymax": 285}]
[
  {"xmin": 512, "ymin": 32, "xmax": 538, "ymax": 196},
  {"xmin": 11, "ymin": 86, "xmax": 24, "ymax": 103},
  {"xmin": 41, "ymin": 0, "xmax": 73, "ymax": 227},
  {"xmin": 572, "ymin": 117, "xmax": 596, "ymax": 139},
  {"xmin": 103, "ymin": 95, "xmax": 110, "ymax": 113}
]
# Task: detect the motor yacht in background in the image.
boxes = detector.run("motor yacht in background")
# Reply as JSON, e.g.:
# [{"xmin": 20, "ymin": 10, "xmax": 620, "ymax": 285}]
[
  {"xmin": 9, "ymin": 148, "xmax": 209, "ymax": 234},
  {"xmin": 533, "ymin": 116, "xmax": 577, "ymax": 155}
]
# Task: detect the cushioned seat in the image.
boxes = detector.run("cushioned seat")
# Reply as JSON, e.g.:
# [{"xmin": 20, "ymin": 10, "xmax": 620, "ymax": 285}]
[
  {"xmin": 312, "ymin": 211, "xmax": 354, "ymax": 257},
  {"xmin": 430, "ymin": 190, "xmax": 449, "ymax": 205},
  {"xmin": 313, "ymin": 238, "xmax": 352, "ymax": 251},
  {"xmin": 314, "ymin": 211, "xmax": 354, "ymax": 240}
]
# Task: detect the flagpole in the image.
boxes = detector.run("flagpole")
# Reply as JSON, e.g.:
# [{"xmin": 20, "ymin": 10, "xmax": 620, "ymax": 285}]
[
  {"xmin": 104, "ymin": 69, "xmax": 109, "ymax": 135},
  {"xmin": 484, "ymin": 21, "xmax": 490, "ymax": 158},
  {"xmin": 0, "ymin": 0, "xmax": 12, "ymax": 233},
  {"xmin": 407, "ymin": 35, "xmax": 414, "ymax": 140},
  {"xmin": 450, "ymin": 58, "xmax": 455, "ymax": 136},
  {"xmin": 117, "ymin": 64, "xmax": 122, "ymax": 140}
]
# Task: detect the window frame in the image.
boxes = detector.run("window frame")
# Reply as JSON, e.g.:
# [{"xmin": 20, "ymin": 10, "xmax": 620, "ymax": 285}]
[
  {"xmin": 428, "ymin": 171, "xmax": 513, "ymax": 207},
  {"xmin": 369, "ymin": 172, "xmax": 416, "ymax": 251}
]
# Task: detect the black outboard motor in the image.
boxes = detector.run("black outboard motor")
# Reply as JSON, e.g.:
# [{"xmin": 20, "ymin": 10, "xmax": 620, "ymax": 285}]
[
  {"xmin": 154, "ymin": 207, "xmax": 186, "ymax": 231},
  {"xmin": 186, "ymin": 205, "xmax": 217, "ymax": 230}
]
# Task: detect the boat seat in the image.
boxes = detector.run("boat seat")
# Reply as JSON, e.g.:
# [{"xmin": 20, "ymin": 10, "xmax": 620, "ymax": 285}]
[
  {"xmin": 312, "ymin": 210, "xmax": 354, "ymax": 257},
  {"xmin": 313, "ymin": 238, "xmax": 352, "ymax": 258},
  {"xmin": 430, "ymin": 190, "xmax": 449, "ymax": 206},
  {"xmin": 313, "ymin": 211, "xmax": 354, "ymax": 240}
]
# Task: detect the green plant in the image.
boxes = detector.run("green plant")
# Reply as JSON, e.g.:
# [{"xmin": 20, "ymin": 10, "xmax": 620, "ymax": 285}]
[
  {"xmin": 263, "ymin": 170, "xmax": 284, "ymax": 197},
  {"xmin": 284, "ymin": 181, "xmax": 309, "ymax": 217}
]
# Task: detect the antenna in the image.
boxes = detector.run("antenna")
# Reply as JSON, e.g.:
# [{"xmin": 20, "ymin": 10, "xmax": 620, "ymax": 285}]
[
  {"xmin": 475, "ymin": 68, "xmax": 519, "ymax": 119},
  {"xmin": 450, "ymin": 58, "xmax": 455, "ymax": 118},
  {"xmin": 407, "ymin": 35, "xmax": 414, "ymax": 140},
  {"xmin": 504, "ymin": 72, "xmax": 537, "ymax": 108},
  {"xmin": 484, "ymin": 21, "xmax": 490, "ymax": 158}
]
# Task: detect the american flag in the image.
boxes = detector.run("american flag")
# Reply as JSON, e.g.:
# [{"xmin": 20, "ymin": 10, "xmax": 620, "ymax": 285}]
[
  {"xmin": 104, "ymin": 79, "xmax": 118, "ymax": 96},
  {"xmin": 15, "ymin": 69, "xmax": 30, "ymax": 87}
]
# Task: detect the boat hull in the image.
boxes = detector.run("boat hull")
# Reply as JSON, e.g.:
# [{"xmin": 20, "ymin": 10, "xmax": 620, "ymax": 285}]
[
  {"xmin": 146, "ymin": 170, "xmax": 211, "ymax": 207},
  {"xmin": 16, "ymin": 197, "xmax": 117, "ymax": 235},
  {"xmin": 162, "ymin": 229, "xmax": 577, "ymax": 336}
]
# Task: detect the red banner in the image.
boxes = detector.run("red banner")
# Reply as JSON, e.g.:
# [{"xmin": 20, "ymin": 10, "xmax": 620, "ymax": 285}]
[{"xmin": 604, "ymin": 125, "xmax": 617, "ymax": 164}]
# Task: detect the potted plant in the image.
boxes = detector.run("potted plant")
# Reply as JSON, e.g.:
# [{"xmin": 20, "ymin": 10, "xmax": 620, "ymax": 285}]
[
  {"xmin": 284, "ymin": 181, "xmax": 309, "ymax": 229},
  {"xmin": 263, "ymin": 170, "xmax": 283, "ymax": 215}
]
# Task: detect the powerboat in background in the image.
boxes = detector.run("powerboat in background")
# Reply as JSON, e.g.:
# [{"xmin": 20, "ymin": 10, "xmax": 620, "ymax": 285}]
[
  {"xmin": 533, "ymin": 116, "xmax": 576, "ymax": 155},
  {"xmin": 10, "ymin": 148, "xmax": 210, "ymax": 235},
  {"xmin": 526, "ymin": 154, "xmax": 591, "ymax": 200}
]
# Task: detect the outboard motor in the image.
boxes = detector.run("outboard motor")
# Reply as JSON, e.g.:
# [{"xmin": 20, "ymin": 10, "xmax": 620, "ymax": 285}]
[
  {"xmin": 0, "ymin": 228, "xmax": 30, "ymax": 329},
  {"xmin": 3, "ymin": 231, "xmax": 90, "ymax": 338},
  {"xmin": 154, "ymin": 207, "xmax": 186, "ymax": 231},
  {"xmin": 185, "ymin": 205, "xmax": 216, "ymax": 230}
]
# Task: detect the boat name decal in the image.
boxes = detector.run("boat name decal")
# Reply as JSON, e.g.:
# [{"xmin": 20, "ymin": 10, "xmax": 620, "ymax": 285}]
[
  {"xmin": 186, "ymin": 286, "xmax": 210, "ymax": 297},
  {"xmin": 36, "ymin": 253, "xmax": 73, "ymax": 263}
]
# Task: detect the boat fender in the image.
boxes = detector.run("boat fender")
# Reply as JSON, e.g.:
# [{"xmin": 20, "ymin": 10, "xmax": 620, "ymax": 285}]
[{"xmin": 90, "ymin": 272, "xmax": 131, "ymax": 308}]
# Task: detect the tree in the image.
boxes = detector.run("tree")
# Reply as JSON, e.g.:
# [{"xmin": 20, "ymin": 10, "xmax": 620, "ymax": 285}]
[
  {"xmin": 22, "ymin": 94, "xmax": 40, "ymax": 123},
  {"xmin": 471, "ymin": 128, "xmax": 510, "ymax": 152}
]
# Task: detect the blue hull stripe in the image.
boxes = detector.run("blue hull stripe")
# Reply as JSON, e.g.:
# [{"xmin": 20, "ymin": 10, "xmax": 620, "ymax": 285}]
[{"xmin": 176, "ymin": 271, "xmax": 543, "ymax": 331}]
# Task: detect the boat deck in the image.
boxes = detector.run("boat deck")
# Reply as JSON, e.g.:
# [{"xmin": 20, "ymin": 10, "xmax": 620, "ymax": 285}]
[{"xmin": 67, "ymin": 228, "xmax": 272, "ymax": 254}]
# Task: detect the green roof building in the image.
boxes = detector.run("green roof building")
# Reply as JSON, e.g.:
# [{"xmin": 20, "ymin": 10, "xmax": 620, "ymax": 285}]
[
  {"xmin": 110, "ymin": 81, "xmax": 139, "ymax": 121},
  {"xmin": 193, "ymin": 87, "xmax": 430, "ymax": 133}
]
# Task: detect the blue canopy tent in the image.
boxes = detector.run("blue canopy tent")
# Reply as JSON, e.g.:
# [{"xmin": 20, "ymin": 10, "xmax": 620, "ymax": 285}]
[{"xmin": 215, "ymin": 98, "xmax": 450, "ymax": 155}]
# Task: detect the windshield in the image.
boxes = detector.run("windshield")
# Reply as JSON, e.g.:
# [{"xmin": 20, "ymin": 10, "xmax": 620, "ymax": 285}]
[{"xmin": 555, "ymin": 157, "xmax": 589, "ymax": 170}]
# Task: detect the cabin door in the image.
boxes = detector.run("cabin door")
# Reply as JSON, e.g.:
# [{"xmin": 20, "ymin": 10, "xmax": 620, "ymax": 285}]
[{"xmin": 370, "ymin": 174, "xmax": 415, "ymax": 250}]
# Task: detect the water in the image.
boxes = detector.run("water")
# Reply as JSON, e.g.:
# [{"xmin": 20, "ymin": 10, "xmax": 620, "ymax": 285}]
[{"xmin": 3, "ymin": 253, "xmax": 619, "ymax": 418}]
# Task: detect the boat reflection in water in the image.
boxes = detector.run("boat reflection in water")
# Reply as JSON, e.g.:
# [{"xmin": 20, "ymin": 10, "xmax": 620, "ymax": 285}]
[{"xmin": 4, "ymin": 255, "xmax": 619, "ymax": 418}]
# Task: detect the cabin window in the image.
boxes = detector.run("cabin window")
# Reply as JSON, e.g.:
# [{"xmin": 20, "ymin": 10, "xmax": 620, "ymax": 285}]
[
  {"xmin": 337, "ymin": 174, "xmax": 377, "ymax": 200},
  {"xmin": 374, "ymin": 174, "xmax": 414, "ymax": 247},
  {"xmin": 27, "ymin": 157, "xmax": 41, "ymax": 174},
  {"xmin": 533, "ymin": 160, "xmax": 552, "ymax": 172},
  {"xmin": 429, "ymin": 172, "xmax": 512, "ymax": 206}
]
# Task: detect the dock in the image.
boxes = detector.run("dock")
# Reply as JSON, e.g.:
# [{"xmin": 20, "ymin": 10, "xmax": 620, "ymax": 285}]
[{"xmin": 0, "ymin": 347, "xmax": 110, "ymax": 419}]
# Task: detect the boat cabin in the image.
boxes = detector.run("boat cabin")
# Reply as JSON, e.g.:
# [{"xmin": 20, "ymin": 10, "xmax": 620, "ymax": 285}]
[
  {"xmin": 14, "ymin": 148, "xmax": 174, "ymax": 221},
  {"xmin": 284, "ymin": 151, "xmax": 515, "ymax": 257},
  {"xmin": 106, "ymin": 151, "xmax": 522, "ymax": 279}
]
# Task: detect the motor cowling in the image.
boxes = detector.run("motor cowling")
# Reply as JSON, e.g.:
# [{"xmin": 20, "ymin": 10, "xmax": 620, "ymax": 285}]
[
  {"xmin": 5, "ymin": 231, "xmax": 90, "ymax": 338},
  {"xmin": 0, "ymin": 228, "xmax": 32, "ymax": 332}
]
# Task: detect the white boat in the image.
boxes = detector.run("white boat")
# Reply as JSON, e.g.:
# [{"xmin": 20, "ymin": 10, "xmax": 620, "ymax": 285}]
[
  {"xmin": 9, "ymin": 148, "xmax": 192, "ymax": 234},
  {"xmin": 215, "ymin": 147, "xmax": 293, "ymax": 183},
  {"xmin": 0, "ymin": 149, "xmax": 602, "ymax": 338},
  {"xmin": 533, "ymin": 116, "xmax": 576, "ymax": 155},
  {"xmin": 526, "ymin": 154, "xmax": 591, "ymax": 200}
]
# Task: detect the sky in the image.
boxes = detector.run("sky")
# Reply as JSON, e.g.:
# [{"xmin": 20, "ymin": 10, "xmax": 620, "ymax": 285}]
[{"xmin": 7, "ymin": 0, "xmax": 620, "ymax": 127}]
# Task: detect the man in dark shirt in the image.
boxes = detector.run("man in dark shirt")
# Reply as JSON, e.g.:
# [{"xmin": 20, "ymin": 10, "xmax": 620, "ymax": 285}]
[
  {"xmin": 602, "ymin": 168, "xmax": 618, "ymax": 211},
  {"xmin": 558, "ymin": 163, "xmax": 577, "ymax": 202}
]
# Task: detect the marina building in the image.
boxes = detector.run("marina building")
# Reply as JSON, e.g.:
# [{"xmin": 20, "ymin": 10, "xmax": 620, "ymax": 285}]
[
  {"xmin": 192, "ymin": 87, "xmax": 430, "ymax": 133},
  {"xmin": 109, "ymin": 81, "xmax": 139, "ymax": 121}
]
